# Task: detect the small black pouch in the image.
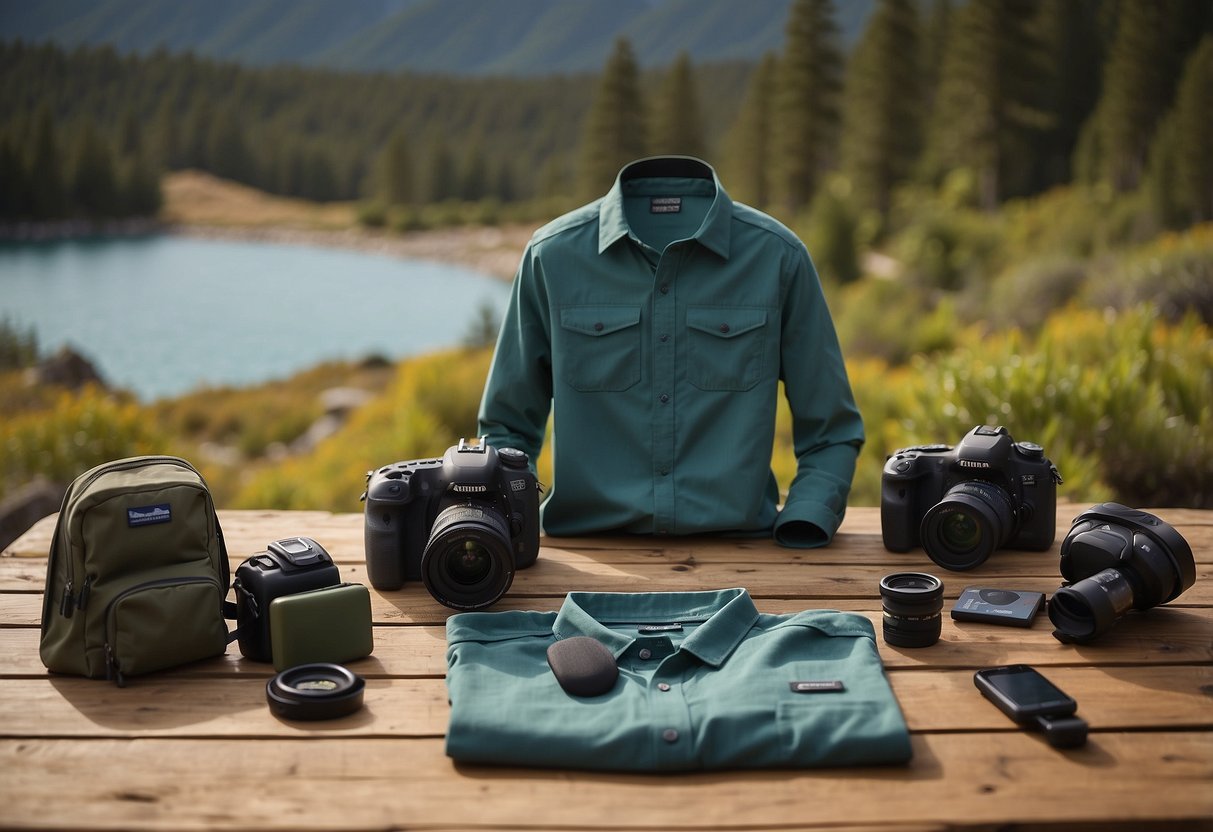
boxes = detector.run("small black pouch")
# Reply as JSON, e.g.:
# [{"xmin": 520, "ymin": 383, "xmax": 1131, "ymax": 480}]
[{"xmin": 546, "ymin": 636, "xmax": 618, "ymax": 697}]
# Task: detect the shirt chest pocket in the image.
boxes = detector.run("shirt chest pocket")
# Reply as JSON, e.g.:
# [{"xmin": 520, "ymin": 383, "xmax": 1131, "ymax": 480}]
[
  {"xmin": 557, "ymin": 305, "xmax": 643, "ymax": 392},
  {"xmin": 686, "ymin": 306, "xmax": 769, "ymax": 391}
]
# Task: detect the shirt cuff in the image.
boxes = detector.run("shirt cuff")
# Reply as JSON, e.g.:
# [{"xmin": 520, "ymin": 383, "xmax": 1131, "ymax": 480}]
[{"xmin": 773, "ymin": 499, "xmax": 842, "ymax": 549}]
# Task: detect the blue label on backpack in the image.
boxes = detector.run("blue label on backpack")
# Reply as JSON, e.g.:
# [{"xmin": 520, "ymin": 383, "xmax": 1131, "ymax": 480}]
[{"xmin": 128, "ymin": 504, "xmax": 172, "ymax": 527}]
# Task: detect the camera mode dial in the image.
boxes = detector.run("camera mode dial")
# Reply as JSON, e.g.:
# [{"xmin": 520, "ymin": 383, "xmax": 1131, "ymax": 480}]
[
  {"xmin": 1014, "ymin": 441, "xmax": 1045, "ymax": 461},
  {"xmin": 498, "ymin": 448, "xmax": 529, "ymax": 469}
]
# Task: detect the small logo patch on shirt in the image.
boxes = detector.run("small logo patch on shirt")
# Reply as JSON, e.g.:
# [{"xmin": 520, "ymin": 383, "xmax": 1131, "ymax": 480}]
[
  {"xmin": 789, "ymin": 680, "xmax": 846, "ymax": 693},
  {"xmin": 650, "ymin": 196, "xmax": 682, "ymax": 214},
  {"xmin": 127, "ymin": 504, "xmax": 172, "ymax": 527},
  {"xmin": 637, "ymin": 623, "xmax": 683, "ymax": 634}
]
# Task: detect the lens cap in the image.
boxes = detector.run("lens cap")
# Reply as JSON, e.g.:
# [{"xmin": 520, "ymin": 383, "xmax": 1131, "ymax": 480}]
[{"xmin": 266, "ymin": 663, "xmax": 366, "ymax": 721}]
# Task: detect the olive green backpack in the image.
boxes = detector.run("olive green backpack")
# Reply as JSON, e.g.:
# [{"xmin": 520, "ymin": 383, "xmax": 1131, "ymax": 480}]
[{"xmin": 40, "ymin": 456, "xmax": 234, "ymax": 685}]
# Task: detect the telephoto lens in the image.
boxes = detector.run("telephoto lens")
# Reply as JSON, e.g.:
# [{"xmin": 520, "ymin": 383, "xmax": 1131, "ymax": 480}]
[
  {"xmin": 880, "ymin": 572, "xmax": 945, "ymax": 648},
  {"xmin": 1049, "ymin": 503, "xmax": 1196, "ymax": 643}
]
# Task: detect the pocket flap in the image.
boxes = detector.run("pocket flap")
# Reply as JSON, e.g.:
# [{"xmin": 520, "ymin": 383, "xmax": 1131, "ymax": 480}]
[
  {"xmin": 560, "ymin": 306, "xmax": 642, "ymax": 337},
  {"xmin": 687, "ymin": 307, "xmax": 767, "ymax": 338}
]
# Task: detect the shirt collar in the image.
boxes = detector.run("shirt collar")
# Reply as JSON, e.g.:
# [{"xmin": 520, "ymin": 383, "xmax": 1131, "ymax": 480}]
[
  {"xmin": 597, "ymin": 156, "xmax": 733, "ymax": 260},
  {"xmin": 552, "ymin": 588, "xmax": 759, "ymax": 668}
]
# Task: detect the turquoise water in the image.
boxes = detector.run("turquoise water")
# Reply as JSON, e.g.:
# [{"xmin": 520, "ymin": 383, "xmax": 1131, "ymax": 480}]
[{"xmin": 0, "ymin": 235, "xmax": 511, "ymax": 401}]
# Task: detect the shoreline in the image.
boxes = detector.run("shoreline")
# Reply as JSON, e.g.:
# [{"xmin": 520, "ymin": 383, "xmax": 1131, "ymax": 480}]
[{"xmin": 0, "ymin": 217, "xmax": 532, "ymax": 283}]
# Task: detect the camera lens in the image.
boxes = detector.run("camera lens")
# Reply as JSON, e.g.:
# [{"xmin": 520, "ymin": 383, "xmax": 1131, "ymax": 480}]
[
  {"xmin": 446, "ymin": 540, "xmax": 494, "ymax": 585},
  {"xmin": 921, "ymin": 481, "xmax": 1015, "ymax": 570},
  {"xmin": 422, "ymin": 504, "xmax": 515, "ymax": 610},
  {"xmin": 1047, "ymin": 568, "xmax": 1136, "ymax": 643},
  {"xmin": 1049, "ymin": 504, "xmax": 1196, "ymax": 643},
  {"xmin": 879, "ymin": 572, "xmax": 944, "ymax": 648}
]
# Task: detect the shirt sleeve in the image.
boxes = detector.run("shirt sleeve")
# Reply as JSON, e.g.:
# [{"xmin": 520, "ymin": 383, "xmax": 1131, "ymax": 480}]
[
  {"xmin": 773, "ymin": 247, "xmax": 865, "ymax": 548},
  {"xmin": 477, "ymin": 242, "xmax": 553, "ymax": 466}
]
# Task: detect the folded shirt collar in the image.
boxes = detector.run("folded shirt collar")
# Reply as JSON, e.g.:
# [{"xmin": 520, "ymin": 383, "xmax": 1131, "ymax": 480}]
[
  {"xmin": 597, "ymin": 155, "xmax": 733, "ymax": 259},
  {"xmin": 552, "ymin": 587, "xmax": 760, "ymax": 668}
]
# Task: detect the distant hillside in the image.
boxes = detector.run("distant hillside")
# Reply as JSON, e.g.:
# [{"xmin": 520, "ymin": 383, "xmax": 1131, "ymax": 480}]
[{"xmin": 0, "ymin": 0, "xmax": 874, "ymax": 75}]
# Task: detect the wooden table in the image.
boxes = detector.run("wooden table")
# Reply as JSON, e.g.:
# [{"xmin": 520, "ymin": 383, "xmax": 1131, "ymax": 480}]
[{"xmin": 1, "ymin": 505, "xmax": 1210, "ymax": 831}]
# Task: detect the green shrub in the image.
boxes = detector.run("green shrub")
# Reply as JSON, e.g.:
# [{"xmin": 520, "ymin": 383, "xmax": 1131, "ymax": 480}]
[
  {"xmin": 985, "ymin": 257, "xmax": 1090, "ymax": 331},
  {"xmin": 0, "ymin": 317, "xmax": 38, "ymax": 371},
  {"xmin": 831, "ymin": 277, "xmax": 961, "ymax": 364},
  {"xmin": 1083, "ymin": 224, "xmax": 1213, "ymax": 324},
  {"xmin": 356, "ymin": 200, "xmax": 387, "ymax": 228},
  {"xmin": 0, "ymin": 386, "xmax": 171, "ymax": 499},
  {"xmin": 232, "ymin": 348, "xmax": 492, "ymax": 510},
  {"xmin": 893, "ymin": 306, "xmax": 1212, "ymax": 508}
]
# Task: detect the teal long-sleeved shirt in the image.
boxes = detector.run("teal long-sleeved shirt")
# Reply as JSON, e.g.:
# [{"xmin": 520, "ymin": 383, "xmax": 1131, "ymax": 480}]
[{"xmin": 478, "ymin": 156, "xmax": 864, "ymax": 547}]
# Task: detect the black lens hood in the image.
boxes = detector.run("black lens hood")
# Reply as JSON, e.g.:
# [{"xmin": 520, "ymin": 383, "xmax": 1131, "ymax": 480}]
[
  {"xmin": 1061, "ymin": 503, "xmax": 1196, "ymax": 602},
  {"xmin": 266, "ymin": 663, "xmax": 366, "ymax": 721}
]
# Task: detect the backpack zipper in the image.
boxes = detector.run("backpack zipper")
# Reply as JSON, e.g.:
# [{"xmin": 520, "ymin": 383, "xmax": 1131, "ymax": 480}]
[
  {"xmin": 103, "ymin": 575, "xmax": 222, "ymax": 687},
  {"xmin": 54, "ymin": 456, "xmax": 205, "ymax": 620}
]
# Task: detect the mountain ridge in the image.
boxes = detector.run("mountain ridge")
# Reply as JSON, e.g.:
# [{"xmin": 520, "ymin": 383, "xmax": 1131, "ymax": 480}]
[{"xmin": 0, "ymin": 0, "xmax": 873, "ymax": 75}]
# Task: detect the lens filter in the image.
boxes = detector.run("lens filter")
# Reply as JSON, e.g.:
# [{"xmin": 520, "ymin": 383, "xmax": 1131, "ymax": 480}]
[
  {"xmin": 266, "ymin": 663, "xmax": 366, "ymax": 721},
  {"xmin": 880, "ymin": 572, "xmax": 945, "ymax": 648}
]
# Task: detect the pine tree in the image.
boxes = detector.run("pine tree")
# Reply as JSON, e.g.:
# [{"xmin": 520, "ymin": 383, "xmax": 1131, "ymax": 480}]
[
  {"xmin": 118, "ymin": 148, "xmax": 163, "ymax": 217},
  {"xmin": 1030, "ymin": 0, "xmax": 1103, "ymax": 188},
  {"xmin": 722, "ymin": 52, "xmax": 778, "ymax": 208},
  {"xmin": 919, "ymin": 0, "xmax": 951, "ymax": 118},
  {"xmin": 116, "ymin": 106, "xmax": 142, "ymax": 157},
  {"xmin": 578, "ymin": 37, "xmax": 648, "ymax": 199},
  {"xmin": 805, "ymin": 178, "xmax": 860, "ymax": 284},
  {"xmin": 1090, "ymin": 1, "xmax": 1182, "ymax": 190},
  {"xmin": 149, "ymin": 99, "xmax": 179, "ymax": 170},
  {"xmin": 650, "ymin": 51, "xmax": 706, "ymax": 159},
  {"xmin": 421, "ymin": 137, "xmax": 457, "ymax": 203},
  {"xmin": 771, "ymin": 0, "xmax": 843, "ymax": 215},
  {"xmin": 1146, "ymin": 36, "xmax": 1213, "ymax": 226},
  {"xmin": 840, "ymin": 0, "xmax": 921, "ymax": 220},
  {"xmin": 67, "ymin": 118, "xmax": 119, "ymax": 217},
  {"xmin": 206, "ymin": 107, "xmax": 254, "ymax": 183},
  {"xmin": 0, "ymin": 135, "xmax": 29, "ymax": 219},
  {"xmin": 920, "ymin": 0, "xmax": 1049, "ymax": 209},
  {"xmin": 27, "ymin": 104, "xmax": 65, "ymax": 219},
  {"xmin": 180, "ymin": 99, "xmax": 212, "ymax": 170},
  {"xmin": 378, "ymin": 129, "xmax": 415, "ymax": 206},
  {"xmin": 459, "ymin": 141, "xmax": 489, "ymax": 202}
]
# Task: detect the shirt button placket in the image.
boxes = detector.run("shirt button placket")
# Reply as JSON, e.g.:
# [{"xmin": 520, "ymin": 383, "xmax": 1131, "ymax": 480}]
[
  {"xmin": 651, "ymin": 667, "xmax": 689, "ymax": 769},
  {"xmin": 652, "ymin": 249, "xmax": 678, "ymax": 535}
]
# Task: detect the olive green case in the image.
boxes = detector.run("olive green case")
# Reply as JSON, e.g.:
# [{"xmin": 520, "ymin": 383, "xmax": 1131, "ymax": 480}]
[{"xmin": 268, "ymin": 583, "xmax": 374, "ymax": 672}]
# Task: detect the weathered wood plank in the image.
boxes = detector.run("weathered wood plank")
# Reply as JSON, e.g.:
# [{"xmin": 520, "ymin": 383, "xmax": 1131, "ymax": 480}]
[
  {"xmin": 4, "ymin": 556, "xmax": 1212, "ymax": 606},
  {"xmin": 7, "ymin": 505, "xmax": 1211, "ymax": 564},
  {"xmin": 0, "ymin": 666, "xmax": 1207, "ymax": 739},
  {"xmin": 3, "ymin": 608, "xmax": 1209, "ymax": 677},
  {"xmin": 0, "ymin": 733, "xmax": 1209, "ymax": 830}
]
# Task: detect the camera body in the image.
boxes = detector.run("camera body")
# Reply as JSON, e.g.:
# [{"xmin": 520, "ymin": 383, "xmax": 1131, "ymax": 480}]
[
  {"xmin": 234, "ymin": 537, "xmax": 340, "ymax": 662},
  {"xmin": 881, "ymin": 425, "xmax": 1061, "ymax": 570},
  {"xmin": 363, "ymin": 437, "xmax": 540, "ymax": 609}
]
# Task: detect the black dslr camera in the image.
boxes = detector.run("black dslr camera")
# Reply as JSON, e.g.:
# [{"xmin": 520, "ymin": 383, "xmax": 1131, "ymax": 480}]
[
  {"xmin": 362, "ymin": 437, "xmax": 540, "ymax": 610},
  {"xmin": 234, "ymin": 537, "xmax": 340, "ymax": 662},
  {"xmin": 1048, "ymin": 503, "xmax": 1195, "ymax": 643},
  {"xmin": 881, "ymin": 425, "xmax": 1062, "ymax": 570}
]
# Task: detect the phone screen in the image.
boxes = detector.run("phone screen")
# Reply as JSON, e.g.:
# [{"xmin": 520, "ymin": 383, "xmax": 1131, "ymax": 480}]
[{"xmin": 983, "ymin": 666, "xmax": 1071, "ymax": 709}]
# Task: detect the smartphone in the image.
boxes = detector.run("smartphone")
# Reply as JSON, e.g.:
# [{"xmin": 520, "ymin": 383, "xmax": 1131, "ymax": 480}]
[{"xmin": 973, "ymin": 664, "xmax": 1077, "ymax": 723}]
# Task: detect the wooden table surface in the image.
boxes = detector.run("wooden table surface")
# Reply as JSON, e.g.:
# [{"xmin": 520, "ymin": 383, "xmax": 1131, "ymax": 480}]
[{"xmin": 1, "ymin": 504, "xmax": 1210, "ymax": 831}]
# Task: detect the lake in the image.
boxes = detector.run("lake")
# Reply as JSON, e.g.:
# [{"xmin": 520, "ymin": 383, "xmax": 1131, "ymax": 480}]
[{"xmin": 0, "ymin": 234, "xmax": 512, "ymax": 401}]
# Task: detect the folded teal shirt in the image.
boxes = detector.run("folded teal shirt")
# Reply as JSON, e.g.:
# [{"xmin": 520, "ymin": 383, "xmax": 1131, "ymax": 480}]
[{"xmin": 445, "ymin": 589, "xmax": 912, "ymax": 771}]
